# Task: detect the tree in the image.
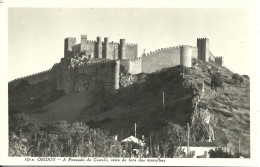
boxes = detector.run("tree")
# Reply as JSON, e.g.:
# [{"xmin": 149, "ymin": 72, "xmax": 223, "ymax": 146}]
[
  {"xmin": 242, "ymin": 75, "xmax": 249, "ymax": 79},
  {"xmin": 232, "ymin": 73, "xmax": 244, "ymax": 86},
  {"xmin": 211, "ymin": 72, "xmax": 223, "ymax": 89},
  {"xmin": 9, "ymin": 119, "xmax": 124, "ymax": 157},
  {"xmin": 154, "ymin": 122, "xmax": 185, "ymax": 158}
]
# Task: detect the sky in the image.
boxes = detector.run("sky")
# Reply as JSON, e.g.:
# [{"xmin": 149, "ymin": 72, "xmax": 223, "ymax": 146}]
[{"xmin": 8, "ymin": 8, "xmax": 250, "ymax": 81}]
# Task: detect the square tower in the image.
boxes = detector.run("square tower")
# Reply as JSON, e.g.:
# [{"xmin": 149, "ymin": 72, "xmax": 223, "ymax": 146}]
[
  {"xmin": 215, "ymin": 56, "xmax": 224, "ymax": 66},
  {"xmin": 64, "ymin": 37, "xmax": 76, "ymax": 58},
  {"xmin": 80, "ymin": 34, "xmax": 88, "ymax": 51},
  {"xmin": 197, "ymin": 38, "xmax": 209, "ymax": 62}
]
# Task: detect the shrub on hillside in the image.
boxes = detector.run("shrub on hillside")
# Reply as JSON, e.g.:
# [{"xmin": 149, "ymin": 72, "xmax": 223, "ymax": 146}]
[
  {"xmin": 242, "ymin": 75, "xmax": 250, "ymax": 79},
  {"xmin": 208, "ymin": 148, "xmax": 234, "ymax": 158},
  {"xmin": 211, "ymin": 73, "xmax": 223, "ymax": 89},
  {"xmin": 232, "ymin": 73, "xmax": 244, "ymax": 86},
  {"xmin": 212, "ymin": 108, "xmax": 233, "ymax": 117}
]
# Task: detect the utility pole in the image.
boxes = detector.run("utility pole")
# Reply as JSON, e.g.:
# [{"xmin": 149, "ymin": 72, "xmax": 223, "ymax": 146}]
[
  {"xmin": 149, "ymin": 131, "xmax": 153, "ymax": 157},
  {"xmin": 226, "ymin": 142, "xmax": 228, "ymax": 152},
  {"xmin": 120, "ymin": 129, "xmax": 123, "ymax": 141},
  {"xmin": 183, "ymin": 66, "xmax": 185, "ymax": 78},
  {"xmin": 238, "ymin": 138, "xmax": 240, "ymax": 156},
  {"xmin": 135, "ymin": 123, "xmax": 137, "ymax": 138},
  {"xmin": 187, "ymin": 123, "xmax": 190, "ymax": 157},
  {"xmin": 162, "ymin": 91, "xmax": 165, "ymax": 113}
]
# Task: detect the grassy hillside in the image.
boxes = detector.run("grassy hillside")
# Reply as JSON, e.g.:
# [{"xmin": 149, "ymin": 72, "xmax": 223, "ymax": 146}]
[
  {"xmin": 8, "ymin": 59, "xmax": 250, "ymax": 157},
  {"xmin": 186, "ymin": 59, "xmax": 250, "ymax": 156}
]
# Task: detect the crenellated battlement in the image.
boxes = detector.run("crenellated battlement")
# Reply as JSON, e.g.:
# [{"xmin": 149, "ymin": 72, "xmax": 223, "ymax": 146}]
[
  {"xmin": 142, "ymin": 46, "xmax": 181, "ymax": 57},
  {"xmin": 87, "ymin": 40, "xmax": 96, "ymax": 43},
  {"xmin": 197, "ymin": 38, "xmax": 209, "ymax": 40},
  {"xmin": 78, "ymin": 59, "xmax": 118, "ymax": 67},
  {"xmin": 81, "ymin": 34, "xmax": 87, "ymax": 39},
  {"xmin": 52, "ymin": 63, "xmax": 59, "ymax": 68},
  {"xmin": 130, "ymin": 57, "xmax": 142, "ymax": 62},
  {"xmin": 11, "ymin": 69, "xmax": 52, "ymax": 82},
  {"xmin": 109, "ymin": 42, "xmax": 119, "ymax": 45},
  {"xmin": 179, "ymin": 45, "xmax": 197, "ymax": 48},
  {"xmin": 215, "ymin": 56, "xmax": 222, "ymax": 58},
  {"xmin": 9, "ymin": 68, "xmax": 52, "ymax": 86},
  {"xmin": 126, "ymin": 43, "xmax": 137, "ymax": 46}
]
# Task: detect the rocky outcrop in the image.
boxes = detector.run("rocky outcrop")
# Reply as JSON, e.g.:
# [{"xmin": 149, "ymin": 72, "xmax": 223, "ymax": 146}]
[
  {"xmin": 119, "ymin": 73, "xmax": 137, "ymax": 88},
  {"xmin": 189, "ymin": 81, "xmax": 215, "ymax": 142}
]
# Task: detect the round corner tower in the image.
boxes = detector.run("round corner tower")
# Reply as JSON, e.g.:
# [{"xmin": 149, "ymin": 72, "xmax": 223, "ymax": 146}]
[
  {"xmin": 119, "ymin": 39, "xmax": 126, "ymax": 60},
  {"xmin": 104, "ymin": 37, "xmax": 109, "ymax": 59},
  {"xmin": 113, "ymin": 60, "xmax": 120, "ymax": 90},
  {"xmin": 97, "ymin": 36, "xmax": 102, "ymax": 58},
  {"xmin": 180, "ymin": 45, "xmax": 192, "ymax": 67}
]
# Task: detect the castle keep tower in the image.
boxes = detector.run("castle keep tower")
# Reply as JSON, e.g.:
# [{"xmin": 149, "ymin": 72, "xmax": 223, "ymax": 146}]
[
  {"xmin": 180, "ymin": 45, "xmax": 192, "ymax": 67},
  {"xmin": 97, "ymin": 36, "xmax": 102, "ymax": 58},
  {"xmin": 197, "ymin": 38, "xmax": 209, "ymax": 62},
  {"xmin": 64, "ymin": 37, "xmax": 76, "ymax": 58},
  {"xmin": 81, "ymin": 34, "xmax": 88, "ymax": 47},
  {"xmin": 63, "ymin": 35, "xmax": 138, "ymax": 60},
  {"xmin": 119, "ymin": 39, "xmax": 126, "ymax": 60}
]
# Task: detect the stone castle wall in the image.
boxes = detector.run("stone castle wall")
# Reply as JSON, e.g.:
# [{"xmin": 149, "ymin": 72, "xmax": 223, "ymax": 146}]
[
  {"xmin": 120, "ymin": 59, "xmax": 130, "ymax": 73},
  {"xmin": 142, "ymin": 45, "xmax": 198, "ymax": 73},
  {"xmin": 209, "ymin": 51, "xmax": 215, "ymax": 62},
  {"xmin": 129, "ymin": 57, "xmax": 142, "ymax": 74},
  {"xmin": 51, "ymin": 59, "xmax": 120, "ymax": 93},
  {"xmin": 142, "ymin": 47, "xmax": 181, "ymax": 73},
  {"xmin": 52, "ymin": 59, "xmax": 78, "ymax": 94},
  {"xmin": 125, "ymin": 44, "xmax": 138, "ymax": 60},
  {"xmin": 9, "ymin": 69, "xmax": 52, "ymax": 87},
  {"xmin": 192, "ymin": 47, "xmax": 198, "ymax": 59},
  {"xmin": 76, "ymin": 60, "xmax": 120, "ymax": 92},
  {"xmin": 108, "ymin": 42, "xmax": 119, "ymax": 59},
  {"xmin": 9, "ymin": 59, "xmax": 120, "ymax": 94},
  {"xmin": 121, "ymin": 57, "xmax": 142, "ymax": 75},
  {"xmin": 83, "ymin": 40, "xmax": 96, "ymax": 58}
]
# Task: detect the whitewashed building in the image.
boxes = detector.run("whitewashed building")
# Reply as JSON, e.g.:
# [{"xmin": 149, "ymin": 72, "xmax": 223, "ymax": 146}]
[{"xmin": 179, "ymin": 141, "xmax": 219, "ymax": 158}]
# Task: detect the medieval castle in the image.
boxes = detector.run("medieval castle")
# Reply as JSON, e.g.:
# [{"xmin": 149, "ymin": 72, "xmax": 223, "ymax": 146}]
[{"xmin": 10, "ymin": 35, "xmax": 223, "ymax": 93}]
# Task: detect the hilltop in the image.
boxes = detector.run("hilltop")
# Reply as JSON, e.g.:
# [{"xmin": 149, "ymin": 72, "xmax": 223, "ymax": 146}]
[{"xmin": 8, "ymin": 58, "xmax": 250, "ymax": 157}]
